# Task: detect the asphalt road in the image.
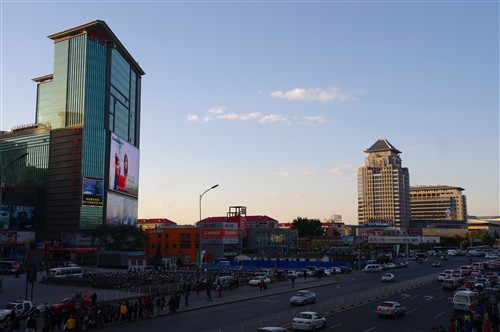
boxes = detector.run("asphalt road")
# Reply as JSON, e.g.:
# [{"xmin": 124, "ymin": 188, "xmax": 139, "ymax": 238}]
[{"xmin": 96, "ymin": 256, "xmax": 478, "ymax": 332}]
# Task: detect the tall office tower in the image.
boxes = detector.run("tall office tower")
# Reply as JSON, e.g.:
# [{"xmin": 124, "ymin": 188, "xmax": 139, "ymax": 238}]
[
  {"xmin": 357, "ymin": 139, "xmax": 411, "ymax": 229},
  {"xmin": 29, "ymin": 20, "xmax": 145, "ymax": 241},
  {"xmin": 410, "ymin": 185, "xmax": 468, "ymax": 223}
]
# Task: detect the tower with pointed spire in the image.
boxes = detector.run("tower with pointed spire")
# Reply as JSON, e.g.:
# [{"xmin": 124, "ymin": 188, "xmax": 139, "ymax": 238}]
[{"xmin": 357, "ymin": 139, "xmax": 411, "ymax": 229}]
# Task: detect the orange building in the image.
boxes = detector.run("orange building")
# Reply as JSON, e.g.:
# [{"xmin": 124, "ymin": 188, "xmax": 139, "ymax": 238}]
[{"xmin": 144, "ymin": 226, "xmax": 199, "ymax": 264}]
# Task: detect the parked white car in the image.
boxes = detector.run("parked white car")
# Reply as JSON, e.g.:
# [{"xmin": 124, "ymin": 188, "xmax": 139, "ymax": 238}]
[
  {"xmin": 248, "ymin": 276, "xmax": 271, "ymax": 286},
  {"xmin": 327, "ymin": 267, "xmax": 341, "ymax": 275}
]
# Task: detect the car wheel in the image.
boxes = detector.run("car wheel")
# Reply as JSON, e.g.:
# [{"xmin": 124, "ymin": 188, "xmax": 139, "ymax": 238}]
[
  {"xmin": 378, "ymin": 314, "xmax": 383, "ymax": 318},
  {"xmin": 312, "ymin": 325, "xmax": 317, "ymax": 332},
  {"xmin": 322, "ymin": 321, "xmax": 326, "ymax": 329}
]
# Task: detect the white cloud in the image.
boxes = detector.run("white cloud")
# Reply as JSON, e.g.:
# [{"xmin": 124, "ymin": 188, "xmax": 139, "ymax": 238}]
[
  {"xmin": 302, "ymin": 116, "xmax": 327, "ymax": 126},
  {"xmin": 208, "ymin": 107, "xmax": 226, "ymax": 114},
  {"xmin": 329, "ymin": 164, "xmax": 357, "ymax": 176},
  {"xmin": 301, "ymin": 170, "xmax": 314, "ymax": 176},
  {"xmin": 189, "ymin": 107, "xmax": 327, "ymax": 127},
  {"xmin": 270, "ymin": 86, "xmax": 355, "ymax": 103},
  {"xmin": 217, "ymin": 112, "xmax": 263, "ymax": 121},
  {"xmin": 259, "ymin": 114, "xmax": 290, "ymax": 125}
]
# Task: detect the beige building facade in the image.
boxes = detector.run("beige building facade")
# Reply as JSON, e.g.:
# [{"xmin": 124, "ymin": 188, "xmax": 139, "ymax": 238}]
[
  {"xmin": 410, "ymin": 185, "xmax": 467, "ymax": 222},
  {"xmin": 357, "ymin": 139, "xmax": 411, "ymax": 228}
]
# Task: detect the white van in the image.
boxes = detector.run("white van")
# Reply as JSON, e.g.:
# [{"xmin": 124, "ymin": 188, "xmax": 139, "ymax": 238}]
[
  {"xmin": 453, "ymin": 290, "xmax": 479, "ymax": 312},
  {"xmin": 363, "ymin": 264, "xmax": 383, "ymax": 273}
]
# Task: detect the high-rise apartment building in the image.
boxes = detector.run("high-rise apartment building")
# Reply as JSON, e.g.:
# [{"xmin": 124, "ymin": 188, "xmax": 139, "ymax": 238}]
[
  {"xmin": 410, "ymin": 185, "xmax": 467, "ymax": 223},
  {"xmin": 0, "ymin": 20, "xmax": 144, "ymax": 248},
  {"xmin": 357, "ymin": 139, "xmax": 411, "ymax": 228}
]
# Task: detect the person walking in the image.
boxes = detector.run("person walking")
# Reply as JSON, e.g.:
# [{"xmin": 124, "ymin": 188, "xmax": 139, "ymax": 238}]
[
  {"xmin": 184, "ymin": 288, "xmax": 190, "ymax": 306},
  {"xmin": 3, "ymin": 315, "xmax": 11, "ymax": 332},
  {"xmin": 485, "ymin": 320, "xmax": 492, "ymax": 332},
  {"xmin": 25, "ymin": 315, "xmax": 36, "ymax": 332},
  {"xmin": 91, "ymin": 292, "xmax": 97, "ymax": 306},
  {"xmin": 119, "ymin": 302, "xmax": 128, "ymax": 321},
  {"xmin": 448, "ymin": 318, "xmax": 456, "ymax": 332},
  {"xmin": 195, "ymin": 281, "xmax": 200, "ymax": 295},
  {"xmin": 168, "ymin": 295, "xmax": 176, "ymax": 314},
  {"xmin": 65, "ymin": 315, "xmax": 76, "ymax": 332},
  {"xmin": 49, "ymin": 310, "xmax": 57, "ymax": 332},
  {"xmin": 206, "ymin": 286, "xmax": 213, "ymax": 302},
  {"xmin": 10, "ymin": 318, "xmax": 20, "ymax": 332},
  {"xmin": 291, "ymin": 275, "xmax": 296, "ymax": 288},
  {"xmin": 217, "ymin": 284, "xmax": 222, "ymax": 298}
]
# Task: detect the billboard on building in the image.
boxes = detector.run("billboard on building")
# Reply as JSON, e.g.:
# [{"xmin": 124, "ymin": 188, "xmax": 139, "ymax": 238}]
[
  {"xmin": 106, "ymin": 191, "xmax": 138, "ymax": 227},
  {"xmin": 108, "ymin": 133, "xmax": 139, "ymax": 197},
  {"xmin": 368, "ymin": 236, "xmax": 440, "ymax": 244},
  {"xmin": 202, "ymin": 228, "xmax": 239, "ymax": 244},
  {"xmin": 0, "ymin": 205, "xmax": 9, "ymax": 229},
  {"xmin": 0, "ymin": 231, "xmax": 16, "ymax": 245},
  {"xmin": 82, "ymin": 177, "xmax": 104, "ymax": 206},
  {"xmin": 9, "ymin": 205, "xmax": 35, "ymax": 230},
  {"xmin": 16, "ymin": 231, "xmax": 35, "ymax": 244}
]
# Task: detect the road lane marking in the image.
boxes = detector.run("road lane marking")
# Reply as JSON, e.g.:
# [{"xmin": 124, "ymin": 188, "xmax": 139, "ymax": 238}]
[
  {"xmin": 401, "ymin": 294, "xmax": 411, "ymax": 298},
  {"xmin": 423, "ymin": 295, "xmax": 434, "ymax": 301},
  {"xmin": 435, "ymin": 296, "xmax": 445, "ymax": 301},
  {"xmin": 434, "ymin": 311, "xmax": 447, "ymax": 319},
  {"xmin": 410, "ymin": 294, "xmax": 420, "ymax": 299},
  {"xmin": 325, "ymin": 323, "xmax": 343, "ymax": 330},
  {"xmin": 361, "ymin": 327, "xmax": 376, "ymax": 332},
  {"xmin": 407, "ymin": 307, "xmax": 419, "ymax": 314}
]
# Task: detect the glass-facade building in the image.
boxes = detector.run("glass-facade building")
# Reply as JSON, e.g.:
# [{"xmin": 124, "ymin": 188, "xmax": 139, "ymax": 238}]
[
  {"xmin": 0, "ymin": 20, "xmax": 144, "ymax": 246},
  {"xmin": 0, "ymin": 126, "xmax": 50, "ymax": 246}
]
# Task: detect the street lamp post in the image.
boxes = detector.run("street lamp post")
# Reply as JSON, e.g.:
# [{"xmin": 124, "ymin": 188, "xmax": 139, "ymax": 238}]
[
  {"xmin": 198, "ymin": 184, "xmax": 219, "ymax": 269},
  {"xmin": 0, "ymin": 152, "xmax": 29, "ymax": 227}
]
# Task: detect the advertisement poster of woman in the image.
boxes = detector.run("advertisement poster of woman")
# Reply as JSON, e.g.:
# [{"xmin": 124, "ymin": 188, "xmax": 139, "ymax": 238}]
[{"xmin": 108, "ymin": 133, "xmax": 139, "ymax": 197}]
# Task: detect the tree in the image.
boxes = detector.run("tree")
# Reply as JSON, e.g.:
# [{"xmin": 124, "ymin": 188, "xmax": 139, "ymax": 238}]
[
  {"xmin": 291, "ymin": 217, "xmax": 324, "ymax": 237},
  {"xmin": 91, "ymin": 225, "xmax": 146, "ymax": 251}
]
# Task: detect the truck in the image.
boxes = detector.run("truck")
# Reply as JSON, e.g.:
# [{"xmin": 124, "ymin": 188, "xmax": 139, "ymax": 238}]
[{"xmin": 0, "ymin": 300, "xmax": 42, "ymax": 322}]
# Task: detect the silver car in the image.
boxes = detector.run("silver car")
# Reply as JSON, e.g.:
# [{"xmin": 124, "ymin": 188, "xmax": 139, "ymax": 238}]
[
  {"xmin": 291, "ymin": 311, "xmax": 326, "ymax": 331},
  {"xmin": 375, "ymin": 301, "xmax": 406, "ymax": 318},
  {"xmin": 289, "ymin": 290, "xmax": 316, "ymax": 306}
]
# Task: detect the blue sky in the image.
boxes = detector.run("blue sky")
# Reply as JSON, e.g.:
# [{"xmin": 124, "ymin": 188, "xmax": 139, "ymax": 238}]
[{"xmin": 0, "ymin": 1, "xmax": 498, "ymax": 225}]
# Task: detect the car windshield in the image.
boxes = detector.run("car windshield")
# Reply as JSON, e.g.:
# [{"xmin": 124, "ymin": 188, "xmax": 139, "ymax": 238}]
[
  {"xmin": 454, "ymin": 295, "xmax": 470, "ymax": 302},
  {"xmin": 380, "ymin": 302, "xmax": 394, "ymax": 307},
  {"xmin": 294, "ymin": 292, "xmax": 307, "ymax": 297},
  {"xmin": 3, "ymin": 303, "xmax": 15, "ymax": 310}
]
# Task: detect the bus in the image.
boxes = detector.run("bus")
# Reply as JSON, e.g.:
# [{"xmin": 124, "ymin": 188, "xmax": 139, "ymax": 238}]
[{"xmin": 49, "ymin": 266, "xmax": 83, "ymax": 278}]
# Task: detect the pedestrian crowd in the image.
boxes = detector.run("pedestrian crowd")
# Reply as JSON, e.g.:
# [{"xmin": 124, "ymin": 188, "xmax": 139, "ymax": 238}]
[
  {"xmin": 431, "ymin": 300, "xmax": 499, "ymax": 332},
  {"xmin": 17, "ymin": 271, "xmax": 253, "ymax": 332}
]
